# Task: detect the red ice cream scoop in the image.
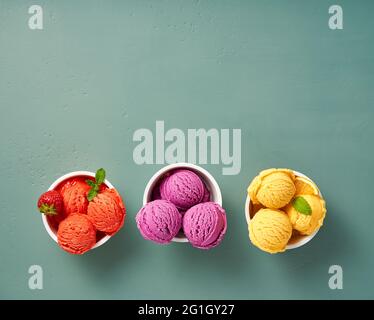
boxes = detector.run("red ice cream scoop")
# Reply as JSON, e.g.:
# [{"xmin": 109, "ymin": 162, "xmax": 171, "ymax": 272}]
[
  {"xmin": 57, "ymin": 214, "xmax": 96, "ymax": 254},
  {"xmin": 60, "ymin": 179, "xmax": 91, "ymax": 216},
  {"xmin": 87, "ymin": 189, "xmax": 126, "ymax": 234}
]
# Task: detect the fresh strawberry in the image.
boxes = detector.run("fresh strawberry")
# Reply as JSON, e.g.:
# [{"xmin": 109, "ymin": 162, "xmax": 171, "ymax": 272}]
[{"xmin": 37, "ymin": 190, "xmax": 64, "ymax": 216}]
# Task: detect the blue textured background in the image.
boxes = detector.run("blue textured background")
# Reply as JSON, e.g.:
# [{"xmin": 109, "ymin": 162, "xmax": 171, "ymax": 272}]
[{"xmin": 0, "ymin": 0, "xmax": 373, "ymax": 299}]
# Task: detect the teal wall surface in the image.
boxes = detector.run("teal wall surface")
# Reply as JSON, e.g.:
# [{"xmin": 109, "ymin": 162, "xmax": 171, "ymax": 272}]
[{"xmin": 0, "ymin": 0, "xmax": 373, "ymax": 299}]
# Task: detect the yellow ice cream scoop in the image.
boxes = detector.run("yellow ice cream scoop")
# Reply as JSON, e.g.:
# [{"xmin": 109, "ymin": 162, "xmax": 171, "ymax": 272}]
[
  {"xmin": 248, "ymin": 169, "xmax": 296, "ymax": 209},
  {"xmin": 249, "ymin": 208, "xmax": 292, "ymax": 254},
  {"xmin": 285, "ymin": 194, "xmax": 326, "ymax": 235}
]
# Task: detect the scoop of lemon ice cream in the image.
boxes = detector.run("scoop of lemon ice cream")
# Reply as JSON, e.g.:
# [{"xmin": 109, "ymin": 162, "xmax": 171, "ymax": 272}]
[
  {"xmin": 249, "ymin": 208, "xmax": 292, "ymax": 254},
  {"xmin": 248, "ymin": 169, "xmax": 296, "ymax": 209},
  {"xmin": 285, "ymin": 194, "xmax": 326, "ymax": 235}
]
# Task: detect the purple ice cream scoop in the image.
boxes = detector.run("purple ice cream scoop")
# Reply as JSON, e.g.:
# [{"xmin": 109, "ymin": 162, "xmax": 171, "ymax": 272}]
[
  {"xmin": 183, "ymin": 202, "xmax": 227, "ymax": 249},
  {"xmin": 136, "ymin": 200, "xmax": 182, "ymax": 244},
  {"xmin": 160, "ymin": 170, "xmax": 205, "ymax": 210}
]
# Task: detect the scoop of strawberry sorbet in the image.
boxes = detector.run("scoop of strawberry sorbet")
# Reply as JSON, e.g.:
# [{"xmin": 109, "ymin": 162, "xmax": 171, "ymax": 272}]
[
  {"xmin": 57, "ymin": 214, "xmax": 96, "ymax": 254},
  {"xmin": 60, "ymin": 179, "xmax": 91, "ymax": 216},
  {"xmin": 87, "ymin": 189, "xmax": 126, "ymax": 235}
]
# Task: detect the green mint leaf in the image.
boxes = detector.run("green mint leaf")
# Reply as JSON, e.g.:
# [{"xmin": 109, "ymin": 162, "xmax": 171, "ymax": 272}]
[
  {"xmin": 87, "ymin": 189, "xmax": 97, "ymax": 202},
  {"xmin": 95, "ymin": 168, "xmax": 106, "ymax": 185},
  {"xmin": 292, "ymin": 196, "xmax": 312, "ymax": 215},
  {"xmin": 87, "ymin": 168, "xmax": 105, "ymax": 201},
  {"xmin": 86, "ymin": 179, "xmax": 96, "ymax": 187}
]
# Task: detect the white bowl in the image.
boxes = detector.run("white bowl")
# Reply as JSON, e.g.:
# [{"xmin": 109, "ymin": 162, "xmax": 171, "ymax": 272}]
[
  {"xmin": 42, "ymin": 171, "xmax": 114, "ymax": 250},
  {"xmin": 245, "ymin": 170, "xmax": 321, "ymax": 250},
  {"xmin": 143, "ymin": 163, "xmax": 222, "ymax": 243}
]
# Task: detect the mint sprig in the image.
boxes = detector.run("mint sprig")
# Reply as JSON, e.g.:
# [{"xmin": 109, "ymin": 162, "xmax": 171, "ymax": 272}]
[
  {"xmin": 86, "ymin": 168, "xmax": 106, "ymax": 201},
  {"xmin": 95, "ymin": 168, "xmax": 106, "ymax": 185},
  {"xmin": 292, "ymin": 196, "xmax": 312, "ymax": 215}
]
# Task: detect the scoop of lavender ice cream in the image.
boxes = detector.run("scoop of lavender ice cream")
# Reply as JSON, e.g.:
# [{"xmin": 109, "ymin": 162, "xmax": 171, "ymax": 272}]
[
  {"xmin": 160, "ymin": 170, "xmax": 205, "ymax": 210},
  {"xmin": 136, "ymin": 200, "xmax": 182, "ymax": 244},
  {"xmin": 183, "ymin": 202, "xmax": 227, "ymax": 249}
]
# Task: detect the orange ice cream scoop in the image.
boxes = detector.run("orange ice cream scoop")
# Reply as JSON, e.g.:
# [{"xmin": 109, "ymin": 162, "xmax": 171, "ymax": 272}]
[
  {"xmin": 285, "ymin": 194, "xmax": 326, "ymax": 235},
  {"xmin": 57, "ymin": 214, "xmax": 96, "ymax": 254},
  {"xmin": 249, "ymin": 208, "xmax": 292, "ymax": 254},
  {"xmin": 87, "ymin": 189, "xmax": 125, "ymax": 234},
  {"xmin": 60, "ymin": 179, "xmax": 91, "ymax": 215},
  {"xmin": 248, "ymin": 168, "xmax": 296, "ymax": 209}
]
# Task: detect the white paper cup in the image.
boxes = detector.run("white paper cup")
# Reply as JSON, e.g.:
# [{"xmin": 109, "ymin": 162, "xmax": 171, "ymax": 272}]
[
  {"xmin": 245, "ymin": 170, "xmax": 322, "ymax": 250},
  {"xmin": 143, "ymin": 163, "xmax": 222, "ymax": 243},
  {"xmin": 42, "ymin": 171, "xmax": 114, "ymax": 250}
]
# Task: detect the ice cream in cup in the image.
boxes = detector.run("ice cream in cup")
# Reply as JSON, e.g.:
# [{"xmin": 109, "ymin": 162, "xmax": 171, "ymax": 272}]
[
  {"xmin": 40, "ymin": 169, "xmax": 126, "ymax": 254},
  {"xmin": 138, "ymin": 163, "xmax": 226, "ymax": 247},
  {"xmin": 245, "ymin": 169, "xmax": 326, "ymax": 253}
]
